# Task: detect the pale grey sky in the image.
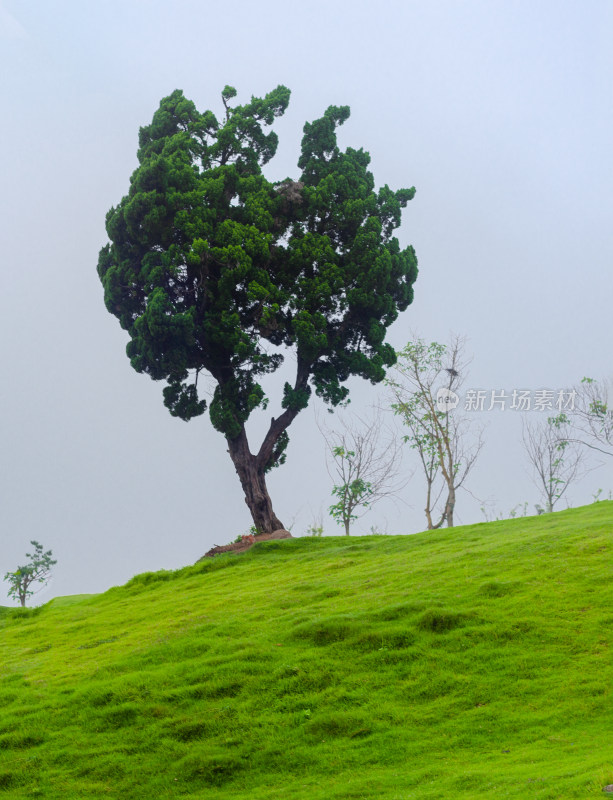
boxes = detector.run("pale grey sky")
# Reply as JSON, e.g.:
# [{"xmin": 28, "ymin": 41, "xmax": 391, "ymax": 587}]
[{"xmin": 1, "ymin": 0, "xmax": 611, "ymax": 603}]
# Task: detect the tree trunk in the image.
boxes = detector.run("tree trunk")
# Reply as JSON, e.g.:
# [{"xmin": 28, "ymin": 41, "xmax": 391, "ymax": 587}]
[
  {"xmin": 344, "ymin": 519, "xmax": 350, "ymax": 536},
  {"xmin": 227, "ymin": 427, "xmax": 285, "ymax": 533},
  {"xmin": 445, "ymin": 486, "xmax": 455, "ymax": 527},
  {"xmin": 427, "ymin": 482, "xmax": 448, "ymax": 530},
  {"xmin": 425, "ymin": 476, "xmax": 435, "ymax": 529}
]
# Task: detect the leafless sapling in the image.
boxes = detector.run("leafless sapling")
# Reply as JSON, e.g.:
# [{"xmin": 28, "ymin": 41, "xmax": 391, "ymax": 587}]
[
  {"xmin": 521, "ymin": 413, "xmax": 584, "ymax": 513},
  {"xmin": 567, "ymin": 377, "xmax": 613, "ymax": 458},
  {"xmin": 320, "ymin": 409, "xmax": 405, "ymax": 535},
  {"xmin": 386, "ymin": 335, "xmax": 483, "ymax": 529}
]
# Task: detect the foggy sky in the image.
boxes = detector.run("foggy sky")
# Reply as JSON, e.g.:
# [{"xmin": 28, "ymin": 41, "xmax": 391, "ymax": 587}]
[{"xmin": 1, "ymin": 0, "xmax": 611, "ymax": 604}]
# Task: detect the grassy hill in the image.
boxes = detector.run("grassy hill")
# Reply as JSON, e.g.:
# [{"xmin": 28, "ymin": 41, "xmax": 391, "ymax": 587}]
[{"xmin": 0, "ymin": 503, "xmax": 612, "ymax": 799}]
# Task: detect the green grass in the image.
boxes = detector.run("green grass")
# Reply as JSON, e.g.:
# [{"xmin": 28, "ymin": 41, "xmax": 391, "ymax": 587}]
[{"xmin": 0, "ymin": 503, "xmax": 612, "ymax": 799}]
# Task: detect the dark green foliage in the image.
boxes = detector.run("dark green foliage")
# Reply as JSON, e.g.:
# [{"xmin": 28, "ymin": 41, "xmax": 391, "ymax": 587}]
[{"xmin": 98, "ymin": 85, "xmax": 417, "ymax": 497}]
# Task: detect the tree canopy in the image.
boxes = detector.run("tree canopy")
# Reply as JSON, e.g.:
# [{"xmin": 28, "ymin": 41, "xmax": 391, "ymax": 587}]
[
  {"xmin": 98, "ymin": 85, "xmax": 418, "ymax": 532},
  {"xmin": 4, "ymin": 541, "xmax": 57, "ymax": 608}
]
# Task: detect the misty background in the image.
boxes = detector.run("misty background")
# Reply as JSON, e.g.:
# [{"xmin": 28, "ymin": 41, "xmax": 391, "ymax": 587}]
[{"xmin": 1, "ymin": 0, "xmax": 611, "ymax": 604}]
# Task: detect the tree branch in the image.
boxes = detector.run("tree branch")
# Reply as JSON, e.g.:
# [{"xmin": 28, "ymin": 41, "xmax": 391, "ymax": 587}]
[{"xmin": 256, "ymin": 358, "xmax": 311, "ymax": 469}]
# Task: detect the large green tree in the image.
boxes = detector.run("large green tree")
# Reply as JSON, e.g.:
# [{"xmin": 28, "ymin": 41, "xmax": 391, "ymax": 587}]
[{"xmin": 98, "ymin": 85, "xmax": 417, "ymax": 533}]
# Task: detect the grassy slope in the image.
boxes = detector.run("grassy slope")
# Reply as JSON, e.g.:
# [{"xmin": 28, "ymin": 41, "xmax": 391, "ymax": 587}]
[{"xmin": 0, "ymin": 503, "xmax": 612, "ymax": 799}]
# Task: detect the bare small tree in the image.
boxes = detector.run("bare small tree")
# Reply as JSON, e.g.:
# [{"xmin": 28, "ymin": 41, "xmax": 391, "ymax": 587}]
[
  {"xmin": 319, "ymin": 409, "xmax": 405, "ymax": 535},
  {"xmin": 386, "ymin": 335, "xmax": 483, "ymax": 529},
  {"xmin": 567, "ymin": 377, "xmax": 613, "ymax": 458},
  {"xmin": 522, "ymin": 413, "xmax": 584, "ymax": 513}
]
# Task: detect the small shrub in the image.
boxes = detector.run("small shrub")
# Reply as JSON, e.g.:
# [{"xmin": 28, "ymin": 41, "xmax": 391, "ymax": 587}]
[{"xmin": 307, "ymin": 523, "xmax": 324, "ymax": 537}]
